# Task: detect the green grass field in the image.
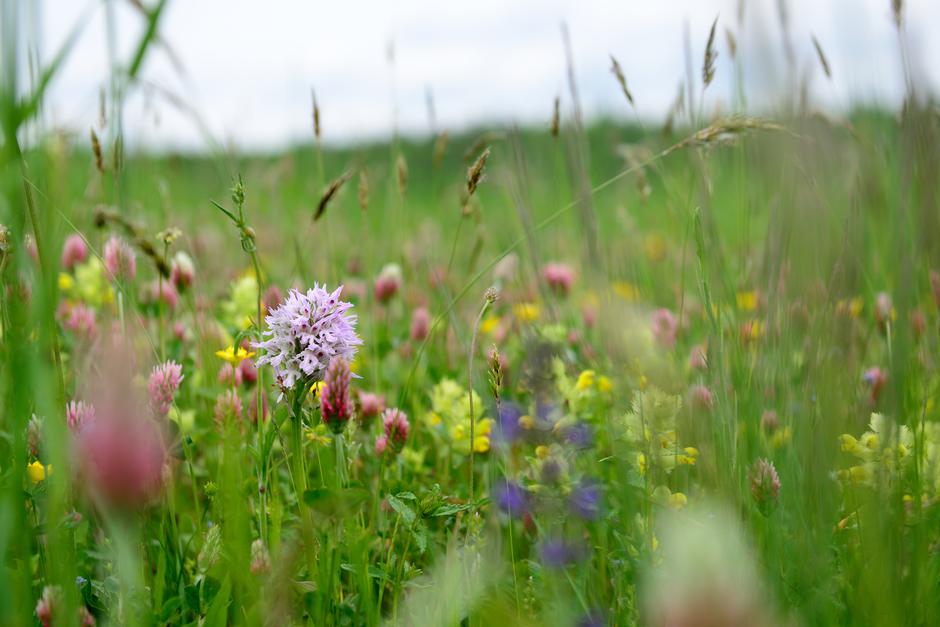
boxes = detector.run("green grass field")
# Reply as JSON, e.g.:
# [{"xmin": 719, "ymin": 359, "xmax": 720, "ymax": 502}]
[{"xmin": 3, "ymin": 3, "xmax": 940, "ymax": 626}]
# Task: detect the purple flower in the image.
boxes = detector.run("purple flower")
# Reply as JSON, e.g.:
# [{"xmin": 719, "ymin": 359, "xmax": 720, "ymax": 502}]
[
  {"xmin": 254, "ymin": 285, "xmax": 362, "ymax": 395},
  {"xmin": 538, "ymin": 537, "xmax": 584, "ymax": 568},
  {"xmin": 569, "ymin": 478, "xmax": 602, "ymax": 520},
  {"xmin": 495, "ymin": 402, "xmax": 524, "ymax": 443},
  {"xmin": 576, "ymin": 609, "xmax": 607, "ymax": 627},
  {"xmin": 494, "ymin": 480, "xmax": 528, "ymax": 516},
  {"xmin": 565, "ymin": 422, "xmax": 593, "ymax": 449}
]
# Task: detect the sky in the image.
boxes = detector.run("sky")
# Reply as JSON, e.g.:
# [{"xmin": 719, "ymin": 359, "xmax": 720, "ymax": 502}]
[{"xmin": 25, "ymin": 0, "xmax": 940, "ymax": 151}]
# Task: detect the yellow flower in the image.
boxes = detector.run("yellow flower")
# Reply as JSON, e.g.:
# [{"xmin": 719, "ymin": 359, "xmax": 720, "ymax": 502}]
[
  {"xmin": 677, "ymin": 447, "xmax": 698, "ymax": 466},
  {"xmin": 638, "ymin": 374, "xmax": 648, "ymax": 390},
  {"xmin": 519, "ymin": 414, "xmax": 535, "ymax": 430},
  {"xmin": 473, "ymin": 436, "xmax": 490, "ymax": 453},
  {"xmin": 736, "ymin": 290, "xmax": 759, "ymax": 312},
  {"xmin": 480, "ymin": 315, "xmax": 501, "ymax": 335},
  {"xmin": 512, "ymin": 303, "xmax": 540, "ymax": 323},
  {"xmin": 668, "ymin": 492, "xmax": 688, "ymax": 510},
  {"xmin": 535, "ymin": 445, "xmax": 550, "ymax": 459},
  {"xmin": 597, "ymin": 375, "xmax": 613, "ymax": 393},
  {"xmin": 58, "ymin": 272, "xmax": 75, "ymax": 292},
  {"xmin": 216, "ymin": 345, "xmax": 254, "ymax": 365},
  {"xmin": 644, "ymin": 234, "xmax": 666, "ymax": 262},
  {"xmin": 771, "ymin": 426, "xmax": 792, "ymax": 449},
  {"xmin": 575, "ymin": 370, "xmax": 596, "ymax": 392},
  {"xmin": 637, "ymin": 452, "xmax": 647, "ymax": 476},
  {"xmin": 613, "ymin": 281, "xmax": 640, "ymax": 302},
  {"xmin": 27, "ymin": 461, "xmax": 50, "ymax": 484},
  {"xmin": 310, "ymin": 380, "xmax": 325, "ymax": 399}
]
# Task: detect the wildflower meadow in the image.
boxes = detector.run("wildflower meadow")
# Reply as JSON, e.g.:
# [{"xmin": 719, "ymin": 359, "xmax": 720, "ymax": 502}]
[{"xmin": 2, "ymin": 2, "xmax": 940, "ymax": 625}]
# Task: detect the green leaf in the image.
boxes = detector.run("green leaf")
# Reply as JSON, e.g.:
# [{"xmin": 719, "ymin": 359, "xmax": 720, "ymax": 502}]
[
  {"xmin": 203, "ymin": 575, "xmax": 231, "ymax": 627},
  {"xmin": 430, "ymin": 503, "xmax": 473, "ymax": 517},
  {"xmin": 127, "ymin": 0, "xmax": 170, "ymax": 79},
  {"xmin": 387, "ymin": 494, "xmax": 416, "ymax": 526}
]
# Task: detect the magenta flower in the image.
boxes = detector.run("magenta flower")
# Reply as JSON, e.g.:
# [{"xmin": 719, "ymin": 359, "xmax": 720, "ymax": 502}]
[
  {"xmin": 148, "ymin": 361, "xmax": 184, "ymax": 417},
  {"xmin": 254, "ymin": 284, "xmax": 362, "ymax": 395},
  {"xmin": 103, "ymin": 236, "xmax": 136, "ymax": 281},
  {"xmin": 374, "ymin": 264, "xmax": 402, "ymax": 303},
  {"xmin": 66, "ymin": 400, "xmax": 96, "ymax": 432},
  {"xmin": 381, "ymin": 407, "xmax": 409, "ymax": 453},
  {"xmin": 320, "ymin": 356, "xmax": 352, "ymax": 433},
  {"xmin": 410, "ymin": 306, "xmax": 431, "ymax": 342},
  {"xmin": 60, "ymin": 234, "xmax": 88, "ymax": 271},
  {"xmin": 651, "ymin": 307, "xmax": 678, "ymax": 348},
  {"xmin": 542, "ymin": 262, "xmax": 575, "ymax": 296}
]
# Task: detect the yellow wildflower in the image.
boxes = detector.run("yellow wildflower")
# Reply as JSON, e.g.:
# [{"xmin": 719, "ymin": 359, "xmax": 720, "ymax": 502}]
[
  {"xmin": 637, "ymin": 452, "xmax": 647, "ymax": 476},
  {"xmin": 27, "ymin": 461, "xmax": 50, "ymax": 484},
  {"xmin": 644, "ymin": 234, "xmax": 666, "ymax": 262},
  {"xmin": 613, "ymin": 281, "xmax": 640, "ymax": 302},
  {"xmin": 216, "ymin": 345, "xmax": 255, "ymax": 365},
  {"xmin": 535, "ymin": 445, "xmax": 550, "ymax": 459},
  {"xmin": 519, "ymin": 414, "xmax": 535, "ymax": 430},
  {"xmin": 58, "ymin": 272, "xmax": 74, "ymax": 292},
  {"xmin": 512, "ymin": 303, "xmax": 540, "ymax": 322},
  {"xmin": 480, "ymin": 315, "xmax": 501, "ymax": 335},
  {"xmin": 771, "ymin": 426, "xmax": 792, "ymax": 449},
  {"xmin": 597, "ymin": 375, "xmax": 613, "ymax": 393},
  {"xmin": 575, "ymin": 370, "xmax": 596, "ymax": 392},
  {"xmin": 736, "ymin": 290, "xmax": 759, "ymax": 312},
  {"xmin": 668, "ymin": 492, "xmax": 688, "ymax": 510}
]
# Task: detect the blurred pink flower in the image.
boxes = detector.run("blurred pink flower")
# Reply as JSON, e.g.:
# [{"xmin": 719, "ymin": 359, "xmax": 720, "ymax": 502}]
[
  {"xmin": 103, "ymin": 236, "xmax": 136, "ymax": 281},
  {"xmin": 214, "ymin": 389, "xmax": 244, "ymax": 425},
  {"xmin": 170, "ymin": 251, "xmax": 195, "ymax": 291},
  {"xmin": 143, "ymin": 280, "xmax": 179, "ymax": 310},
  {"xmin": 357, "ymin": 391, "xmax": 386, "ymax": 421},
  {"xmin": 66, "ymin": 400, "xmax": 96, "ymax": 432},
  {"xmin": 688, "ymin": 384, "xmax": 714, "ymax": 411},
  {"xmin": 78, "ymin": 411, "xmax": 166, "ymax": 509},
  {"xmin": 410, "ymin": 306, "xmax": 431, "ymax": 342},
  {"xmin": 62, "ymin": 303, "xmax": 98, "ymax": 340},
  {"xmin": 238, "ymin": 358, "xmax": 258, "ymax": 386},
  {"xmin": 374, "ymin": 264, "xmax": 402, "ymax": 303},
  {"xmin": 651, "ymin": 308, "xmax": 678, "ymax": 348},
  {"xmin": 60, "ymin": 234, "xmax": 88, "ymax": 271},
  {"xmin": 542, "ymin": 262, "xmax": 575, "ymax": 296},
  {"xmin": 688, "ymin": 344, "xmax": 708, "ymax": 371},
  {"xmin": 374, "ymin": 434, "xmax": 389, "ymax": 455}
]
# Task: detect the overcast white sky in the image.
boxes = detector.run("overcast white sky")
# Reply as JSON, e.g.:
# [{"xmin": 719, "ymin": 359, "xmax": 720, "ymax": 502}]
[{"xmin": 27, "ymin": 0, "xmax": 940, "ymax": 151}]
